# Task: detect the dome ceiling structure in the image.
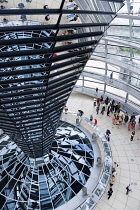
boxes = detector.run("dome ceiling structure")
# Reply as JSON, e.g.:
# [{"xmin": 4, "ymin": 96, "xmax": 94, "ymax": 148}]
[{"xmin": 0, "ymin": 0, "xmax": 124, "ymax": 209}]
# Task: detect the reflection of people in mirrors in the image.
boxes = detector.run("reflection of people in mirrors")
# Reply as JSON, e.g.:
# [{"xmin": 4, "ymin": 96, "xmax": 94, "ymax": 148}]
[
  {"xmin": 43, "ymin": 5, "xmax": 48, "ymax": 9},
  {"xmin": 3, "ymin": 18, "xmax": 8, "ymax": 23},
  {"xmin": 20, "ymin": 15, "xmax": 27, "ymax": 21},
  {"xmin": 0, "ymin": 0, "xmax": 8, "ymax": 3},
  {"xmin": 18, "ymin": 3, "xmax": 25, "ymax": 8},
  {"xmin": 0, "ymin": 5, "xmax": 5, "ymax": 9},
  {"xmin": 74, "ymin": 4, "xmax": 78, "ymax": 10},
  {"xmin": 69, "ymin": 14, "xmax": 79, "ymax": 22},
  {"xmin": 45, "ymin": 15, "xmax": 50, "ymax": 21}
]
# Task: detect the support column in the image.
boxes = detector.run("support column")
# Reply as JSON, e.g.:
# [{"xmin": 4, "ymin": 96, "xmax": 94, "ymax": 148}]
[
  {"xmin": 125, "ymin": 93, "xmax": 128, "ymax": 104},
  {"xmin": 104, "ymin": 32, "xmax": 108, "ymax": 94},
  {"xmin": 82, "ymin": 75, "xmax": 84, "ymax": 87}
]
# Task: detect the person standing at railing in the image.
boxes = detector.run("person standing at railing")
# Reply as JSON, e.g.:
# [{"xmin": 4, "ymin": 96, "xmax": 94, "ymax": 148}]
[
  {"xmin": 96, "ymin": 87, "xmax": 98, "ymax": 92},
  {"xmin": 110, "ymin": 71, "xmax": 113, "ymax": 82},
  {"xmin": 129, "ymin": 0, "xmax": 134, "ymax": 14}
]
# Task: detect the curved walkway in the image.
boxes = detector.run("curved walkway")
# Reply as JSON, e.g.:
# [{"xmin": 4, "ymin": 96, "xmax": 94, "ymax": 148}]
[
  {"xmin": 82, "ymin": 70, "xmax": 140, "ymax": 101},
  {"xmin": 90, "ymin": 53, "xmax": 140, "ymax": 76},
  {"xmin": 103, "ymin": 37, "xmax": 140, "ymax": 51},
  {"xmin": 73, "ymin": 86, "xmax": 140, "ymax": 115},
  {"xmin": 66, "ymin": 92, "xmax": 140, "ymax": 210}
]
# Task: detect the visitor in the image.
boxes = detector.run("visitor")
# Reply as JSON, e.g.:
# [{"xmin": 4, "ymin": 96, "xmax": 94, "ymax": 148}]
[
  {"xmin": 114, "ymin": 104, "xmax": 117, "ymax": 113},
  {"xmin": 124, "ymin": 112, "xmax": 129, "ymax": 124},
  {"xmin": 112, "ymin": 114, "xmax": 116, "ymax": 125},
  {"xmin": 74, "ymin": 4, "xmax": 78, "ymax": 10},
  {"xmin": 131, "ymin": 120, "xmax": 136, "ymax": 130},
  {"xmin": 110, "ymin": 180, "xmax": 114, "ymax": 187},
  {"xmin": 3, "ymin": 18, "xmax": 8, "ymax": 23},
  {"xmin": 129, "ymin": 0, "xmax": 134, "ymax": 14},
  {"xmin": 130, "ymin": 131, "xmax": 135, "ymax": 141},
  {"xmin": 26, "ymin": 0, "xmax": 32, "ymax": 2},
  {"xmin": 90, "ymin": 115, "xmax": 93, "ymax": 121},
  {"xmin": 108, "ymin": 188, "xmax": 113, "ymax": 199},
  {"xmin": 107, "ymin": 106, "xmax": 110, "ymax": 116},
  {"xmin": 110, "ymin": 71, "xmax": 113, "ymax": 82},
  {"xmin": 128, "ymin": 120, "xmax": 131, "ymax": 131},
  {"xmin": 105, "ymin": 129, "xmax": 111, "ymax": 141},
  {"xmin": 117, "ymin": 102, "xmax": 121, "ymax": 113},
  {"xmin": 64, "ymin": 106, "xmax": 68, "ymax": 114},
  {"xmin": 94, "ymin": 119, "xmax": 98, "ymax": 126},
  {"xmin": 96, "ymin": 106, "xmax": 99, "ymax": 115},
  {"xmin": 101, "ymin": 105, "xmax": 105, "ymax": 115},
  {"xmin": 45, "ymin": 15, "xmax": 50, "ymax": 21},
  {"xmin": 112, "ymin": 104, "xmax": 115, "ymax": 112},
  {"xmin": 20, "ymin": 15, "xmax": 27, "ymax": 21},
  {"xmin": 0, "ymin": 0, "xmax": 8, "ymax": 2},
  {"xmin": 126, "ymin": 183, "xmax": 133, "ymax": 195},
  {"xmin": 130, "ymin": 112, "xmax": 136, "ymax": 123},
  {"xmin": 43, "ymin": 5, "xmax": 48, "ymax": 9},
  {"xmin": 96, "ymin": 87, "xmax": 98, "ymax": 93},
  {"xmin": 119, "ymin": 116, "xmax": 122, "ymax": 125},
  {"xmin": 104, "ymin": 97, "xmax": 109, "ymax": 106},
  {"xmin": 78, "ymin": 110, "xmax": 84, "ymax": 117},
  {"xmin": 100, "ymin": 95, "xmax": 103, "ymax": 102},
  {"xmin": 113, "ymin": 162, "xmax": 119, "ymax": 169},
  {"xmin": 69, "ymin": 14, "xmax": 79, "ymax": 21},
  {"xmin": 18, "ymin": 3, "xmax": 25, "ymax": 8},
  {"xmin": 67, "ymin": 3, "xmax": 75, "ymax": 9},
  {"xmin": 67, "ymin": 14, "xmax": 75, "ymax": 19},
  {"xmin": 96, "ymin": 98, "xmax": 100, "ymax": 105},
  {"xmin": 0, "ymin": 5, "xmax": 5, "ymax": 9},
  {"xmin": 111, "ymin": 99, "xmax": 115, "ymax": 106},
  {"xmin": 121, "ymin": 114, "xmax": 124, "ymax": 123},
  {"xmin": 116, "ymin": 119, "xmax": 120, "ymax": 129},
  {"xmin": 112, "ymin": 167, "xmax": 116, "ymax": 174},
  {"xmin": 96, "ymin": 98, "xmax": 100, "ymax": 106},
  {"xmin": 93, "ymin": 99, "xmax": 96, "ymax": 107},
  {"xmin": 111, "ymin": 174, "xmax": 115, "ymax": 182}
]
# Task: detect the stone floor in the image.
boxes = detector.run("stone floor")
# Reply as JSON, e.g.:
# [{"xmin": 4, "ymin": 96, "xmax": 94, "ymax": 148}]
[{"xmin": 66, "ymin": 92, "xmax": 140, "ymax": 210}]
